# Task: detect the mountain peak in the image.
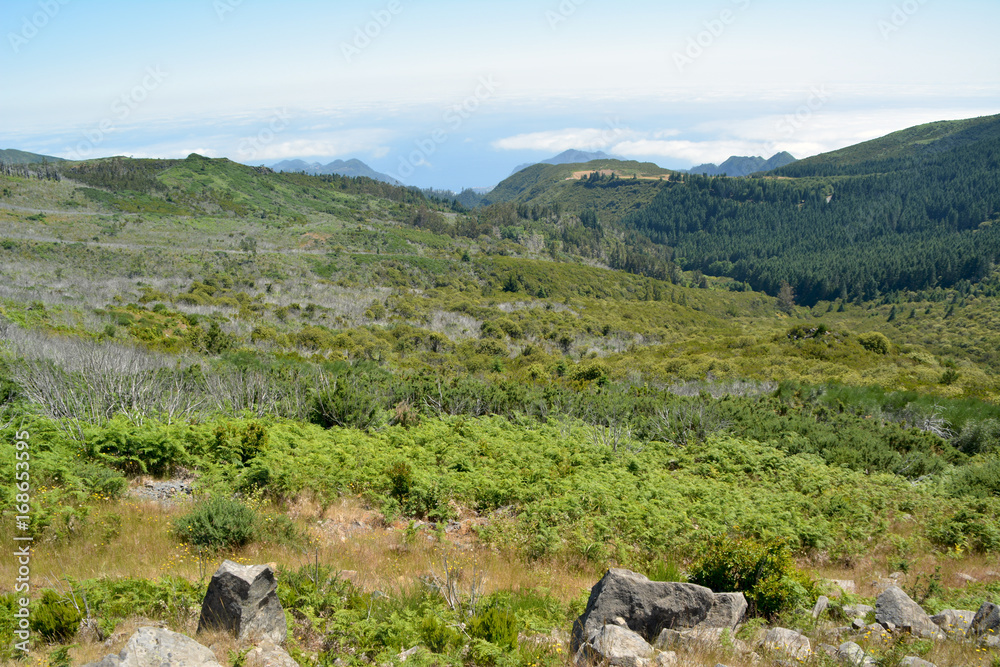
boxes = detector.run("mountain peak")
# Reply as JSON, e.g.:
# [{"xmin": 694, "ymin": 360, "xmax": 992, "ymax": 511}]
[
  {"xmin": 510, "ymin": 149, "xmax": 620, "ymax": 176},
  {"xmin": 688, "ymin": 152, "xmax": 797, "ymax": 177}
]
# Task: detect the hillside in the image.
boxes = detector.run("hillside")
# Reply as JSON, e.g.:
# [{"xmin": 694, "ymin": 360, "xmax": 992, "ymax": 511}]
[
  {"xmin": 509, "ymin": 149, "xmax": 619, "ymax": 176},
  {"xmin": 773, "ymin": 113, "xmax": 1000, "ymax": 177},
  {"xmin": 270, "ymin": 157, "xmax": 402, "ymax": 185},
  {"xmin": 688, "ymin": 151, "xmax": 797, "ymax": 177},
  {"xmin": 0, "ymin": 148, "xmax": 67, "ymax": 165},
  {"xmin": 1, "ymin": 144, "xmax": 1000, "ymax": 666}
]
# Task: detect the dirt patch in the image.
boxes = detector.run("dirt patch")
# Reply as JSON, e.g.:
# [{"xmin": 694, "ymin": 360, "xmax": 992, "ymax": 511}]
[{"xmin": 567, "ymin": 170, "xmax": 669, "ymax": 181}]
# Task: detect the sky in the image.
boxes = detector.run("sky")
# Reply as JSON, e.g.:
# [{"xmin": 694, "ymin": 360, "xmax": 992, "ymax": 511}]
[{"xmin": 2, "ymin": 0, "xmax": 999, "ymax": 191}]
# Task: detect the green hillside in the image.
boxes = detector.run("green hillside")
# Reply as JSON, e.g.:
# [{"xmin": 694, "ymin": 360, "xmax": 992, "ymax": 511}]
[
  {"xmin": 2, "ymin": 133, "xmax": 1000, "ymax": 666},
  {"xmin": 0, "ymin": 148, "xmax": 66, "ymax": 165},
  {"xmin": 773, "ymin": 113, "xmax": 1000, "ymax": 177}
]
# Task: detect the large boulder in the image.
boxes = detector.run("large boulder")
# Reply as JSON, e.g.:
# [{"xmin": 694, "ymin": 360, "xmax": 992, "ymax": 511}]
[
  {"xmin": 900, "ymin": 658, "xmax": 936, "ymax": 667},
  {"xmin": 874, "ymin": 587, "xmax": 944, "ymax": 639},
  {"xmin": 198, "ymin": 560, "xmax": 287, "ymax": 644},
  {"xmin": 82, "ymin": 627, "xmax": 222, "ymax": 667},
  {"xmin": 575, "ymin": 624, "xmax": 654, "ymax": 667},
  {"xmin": 967, "ymin": 602, "xmax": 1000, "ymax": 641},
  {"xmin": 571, "ymin": 569, "xmax": 746, "ymax": 651}
]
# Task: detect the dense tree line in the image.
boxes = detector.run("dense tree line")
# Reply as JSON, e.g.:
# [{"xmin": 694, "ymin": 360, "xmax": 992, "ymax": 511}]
[{"xmin": 618, "ymin": 132, "xmax": 1000, "ymax": 305}]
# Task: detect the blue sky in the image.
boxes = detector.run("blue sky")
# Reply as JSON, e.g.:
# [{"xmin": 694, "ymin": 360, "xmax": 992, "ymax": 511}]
[{"xmin": 2, "ymin": 0, "xmax": 998, "ymax": 190}]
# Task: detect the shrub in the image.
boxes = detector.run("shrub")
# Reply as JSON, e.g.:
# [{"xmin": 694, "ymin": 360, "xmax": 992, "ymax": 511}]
[
  {"xmin": 857, "ymin": 331, "xmax": 891, "ymax": 355},
  {"xmin": 310, "ymin": 371, "xmax": 383, "ymax": 430},
  {"xmin": 468, "ymin": 606, "xmax": 519, "ymax": 649},
  {"xmin": 953, "ymin": 419, "xmax": 1000, "ymax": 455},
  {"xmin": 688, "ymin": 537, "xmax": 813, "ymax": 619},
  {"xmin": 173, "ymin": 496, "xmax": 258, "ymax": 549},
  {"xmin": 419, "ymin": 615, "xmax": 461, "ymax": 653},
  {"xmin": 86, "ymin": 419, "xmax": 188, "ymax": 477},
  {"xmin": 31, "ymin": 590, "xmax": 82, "ymax": 642}
]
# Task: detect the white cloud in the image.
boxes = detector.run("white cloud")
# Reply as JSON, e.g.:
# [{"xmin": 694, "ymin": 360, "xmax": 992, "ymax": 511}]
[{"xmin": 492, "ymin": 126, "xmax": 636, "ymax": 152}]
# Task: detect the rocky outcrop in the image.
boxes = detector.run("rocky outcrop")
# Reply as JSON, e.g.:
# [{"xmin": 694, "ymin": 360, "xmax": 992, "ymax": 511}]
[
  {"xmin": 570, "ymin": 569, "xmax": 747, "ymax": 652},
  {"xmin": 82, "ymin": 627, "xmax": 222, "ymax": 667},
  {"xmin": 198, "ymin": 560, "xmax": 287, "ymax": 644},
  {"xmin": 874, "ymin": 587, "xmax": 944, "ymax": 639}
]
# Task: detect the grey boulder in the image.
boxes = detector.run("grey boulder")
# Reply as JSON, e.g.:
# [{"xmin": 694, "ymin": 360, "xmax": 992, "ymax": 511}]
[
  {"xmin": 245, "ymin": 638, "xmax": 300, "ymax": 667},
  {"xmin": 836, "ymin": 641, "xmax": 875, "ymax": 666},
  {"xmin": 874, "ymin": 587, "xmax": 944, "ymax": 639},
  {"xmin": 82, "ymin": 627, "xmax": 222, "ymax": 667},
  {"xmin": 571, "ymin": 569, "xmax": 746, "ymax": 652},
  {"xmin": 575, "ymin": 624, "xmax": 653, "ymax": 667},
  {"xmin": 762, "ymin": 627, "xmax": 811, "ymax": 660},
  {"xmin": 930, "ymin": 609, "xmax": 975, "ymax": 635},
  {"xmin": 900, "ymin": 658, "xmax": 936, "ymax": 667},
  {"xmin": 198, "ymin": 560, "xmax": 287, "ymax": 644}
]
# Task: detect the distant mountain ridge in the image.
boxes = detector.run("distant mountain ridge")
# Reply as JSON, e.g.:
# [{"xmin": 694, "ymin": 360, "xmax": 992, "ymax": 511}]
[
  {"xmin": 510, "ymin": 149, "xmax": 620, "ymax": 176},
  {"xmin": 688, "ymin": 152, "xmax": 796, "ymax": 177},
  {"xmin": 269, "ymin": 158, "xmax": 401, "ymax": 186},
  {"xmin": 1, "ymin": 149, "xmax": 67, "ymax": 165}
]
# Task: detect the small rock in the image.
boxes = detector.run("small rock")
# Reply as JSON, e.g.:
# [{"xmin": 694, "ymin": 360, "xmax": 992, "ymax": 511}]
[
  {"xmin": 653, "ymin": 629, "xmax": 681, "ymax": 651},
  {"xmin": 762, "ymin": 627, "xmax": 811, "ymax": 660},
  {"xmin": 900, "ymin": 658, "xmax": 936, "ymax": 667},
  {"xmin": 577, "ymin": 624, "xmax": 653, "ymax": 667},
  {"xmin": 836, "ymin": 641, "xmax": 876, "ymax": 666},
  {"xmin": 844, "ymin": 604, "xmax": 874, "ymax": 620},
  {"xmin": 957, "ymin": 573, "xmax": 977, "ymax": 584},
  {"xmin": 653, "ymin": 651, "xmax": 677, "ymax": 667},
  {"xmin": 827, "ymin": 579, "xmax": 857, "ymax": 596},
  {"xmin": 812, "ymin": 595, "xmax": 830, "ymax": 620},
  {"xmin": 245, "ymin": 639, "xmax": 299, "ymax": 667},
  {"xmin": 851, "ymin": 619, "xmax": 867, "ymax": 631},
  {"xmin": 397, "ymin": 646, "xmax": 422, "ymax": 662},
  {"xmin": 930, "ymin": 609, "xmax": 975, "ymax": 635}
]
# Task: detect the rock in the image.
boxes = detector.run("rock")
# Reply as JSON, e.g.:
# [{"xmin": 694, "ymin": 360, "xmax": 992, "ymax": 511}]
[
  {"xmin": 700, "ymin": 592, "xmax": 747, "ymax": 630},
  {"xmin": 762, "ymin": 627, "xmax": 811, "ymax": 660},
  {"xmin": 827, "ymin": 579, "xmax": 857, "ymax": 596},
  {"xmin": 397, "ymin": 646, "xmax": 423, "ymax": 662},
  {"xmin": 245, "ymin": 639, "xmax": 299, "ymax": 667},
  {"xmin": 851, "ymin": 618, "xmax": 867, "ymax": 631},
  {"xmin": 836, "ymin": 641, "xmax": 876, "ymax": 666},
  {"xmin": 575, "ymin": 624, "xmax": 653, "ymax": 667},
  {"xmin": 967, "ymin": 602, "xmax": 1000, "ymax": 641},
  {"xmin": 197, "ymin": 560, "xmax": 287, "ymax": 644},
  {"xmin": 874, "ymin": 587, "xmax": 944, "ymax": 639},
  {"xmin": 930, "ymin": 609, "xmax": 975, "ymax": 635},
  {"xmin": 653, "ymin": 651, "xmax": 677, "ymax": 667},
  {"xmin": 843, "ymin": 603, "xmax": 874, "ymax": 620},
  {"xmin": 82, "ymin": 627, "xmax": 222, "ymax": 667},
  {"xmin": 570, "ymin": 569, "xmax": 746, "ymax": 651},
  {"xmin": 813, "ymin": 595, "xmax": 830, "ymax": 620},
  {"xmin": 900, "ymin": 658, "xmax": 936, "ymax": 667},
  {"xmin": 862, "ymin": 623, "xmax": 893, "ymax": 645},
  {"xmin": 652, "ymin": 629, "xmax": 681, "ymax": 651},
  {"xmin": 957, "ymin": 573, "xmax": 977, "ymax": 584}
]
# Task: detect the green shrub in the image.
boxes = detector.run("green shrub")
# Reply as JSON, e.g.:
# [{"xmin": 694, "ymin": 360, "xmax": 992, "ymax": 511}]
[
  {"xmin": 310, "ymin": 371, "xmax": 383, "ymax": 430},
  {"xmin": 419, "ymin": 615, "xmax": 461, "ymax": 653},
  {"xmin": 688, "ymin": 537, "xmax": 813, "ymax": 619},
  {"xmin": 86, "ymin": 419, "xmax": 188, "ymax": 477},
  {"xmin": 468, "ymin": 606, "xmax": 519, "ymax": 649},
  {"xmin": 857, "ymin": 331, "xmax": 891, "ymax": 355},
  {"xmin": 173, "ymin": 496, "xmax": 258, "ymax": 549},
  {"xmin": 30, "ymin": 590, "xmax": 82, "ymax": 642},
  {"xmin": 953, "ymin": 419, "xmax": 1000, "ymax": 455},
  {"xmin": 927, "ymin": 502, "xmax": 1000, "ymax": 553}
]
